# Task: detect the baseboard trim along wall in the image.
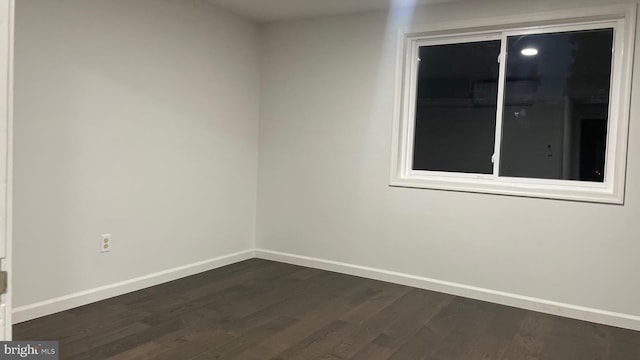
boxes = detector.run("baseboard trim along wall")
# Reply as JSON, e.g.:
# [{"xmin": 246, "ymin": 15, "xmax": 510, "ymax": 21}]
[
  {"xmin": 12, "ymin": 249, "xmax": 255, "ymax": 324},
  {"xmin": 254, "ymin": 248, "xmax": 640, "ymax": 332},
  {"xmin": 13, "ymin": 248, "xmax": 640, "ymax": 331}
]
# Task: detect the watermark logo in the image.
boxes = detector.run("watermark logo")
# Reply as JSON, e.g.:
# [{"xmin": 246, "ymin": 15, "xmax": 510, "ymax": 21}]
[{"xmin": 0, "ymin": 342, "xmax": 58, "ymax": 359}]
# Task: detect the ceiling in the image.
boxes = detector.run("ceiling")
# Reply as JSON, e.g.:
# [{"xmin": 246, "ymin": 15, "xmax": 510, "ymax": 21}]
[{"xmin": 206, "ymin": 0, "xmax": 462, "ymax": 22}]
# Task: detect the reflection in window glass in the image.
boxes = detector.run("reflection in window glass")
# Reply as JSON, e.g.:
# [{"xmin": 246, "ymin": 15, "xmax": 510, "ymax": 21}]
[
  {"xmin": 412, "ymin": 41, "xmax": 501, "ymax": 174},
  {"xmin": 499, "ymin": 29, "xmax": 614, "ymax": 182}
]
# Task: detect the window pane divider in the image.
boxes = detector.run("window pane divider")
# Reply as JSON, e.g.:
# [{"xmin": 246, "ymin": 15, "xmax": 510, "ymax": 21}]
[{"xmin": 492, "ymin": 35, "xmax": 508, "ymax": 179}]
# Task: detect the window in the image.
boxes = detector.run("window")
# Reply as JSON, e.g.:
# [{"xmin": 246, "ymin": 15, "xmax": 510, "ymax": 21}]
[{"xmin": 390, "ymin": 5, "xmax": 636, "ymax": 203}]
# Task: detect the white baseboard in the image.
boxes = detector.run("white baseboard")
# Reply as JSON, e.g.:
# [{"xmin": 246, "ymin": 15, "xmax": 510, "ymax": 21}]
[
  {"xmin": 12, "ymin": 249, "xmax": 255, "ymax": 324},
  {"xmin": 13, "ymin": 248, "xmax": 640, "ymax": 331},
  {"xmin": 255, "ymin": 248, "xmax": 640, "ymax": 331}
]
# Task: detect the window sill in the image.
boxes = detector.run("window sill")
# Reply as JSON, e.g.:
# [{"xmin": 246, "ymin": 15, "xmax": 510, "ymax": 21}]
[{"xmin": 389, "ymin": 174, "xmax": 623, "ymax": 204}]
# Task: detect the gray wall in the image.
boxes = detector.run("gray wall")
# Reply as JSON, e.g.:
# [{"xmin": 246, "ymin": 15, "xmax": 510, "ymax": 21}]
[
  {"xmin": 14, "ymin": 0, "xmax": 260, "ymax": 307},
  {"xmin": 257, "ymin": 0, "xmax": 640, "ymax": 318}
]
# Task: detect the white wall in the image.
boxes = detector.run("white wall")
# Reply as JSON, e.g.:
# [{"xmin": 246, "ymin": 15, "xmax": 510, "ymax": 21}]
[
  {"xmin": 258, "ymin": 0, "xmax": 640, "ymax": 321},
  {"xmin": 14, "ymin": 0, "xmax": 260, "ymax": 308}
]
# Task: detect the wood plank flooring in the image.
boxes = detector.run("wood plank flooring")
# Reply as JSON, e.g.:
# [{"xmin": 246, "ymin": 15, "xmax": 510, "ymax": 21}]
[{"xmin": 13, "ymin": 259, "xmax": 640, "ymax": 359}]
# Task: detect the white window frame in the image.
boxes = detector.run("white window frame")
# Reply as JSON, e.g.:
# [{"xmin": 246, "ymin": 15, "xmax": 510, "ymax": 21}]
[{"xmin": 390, "ymin": 4, "xmax": 636, "ymax": 204}]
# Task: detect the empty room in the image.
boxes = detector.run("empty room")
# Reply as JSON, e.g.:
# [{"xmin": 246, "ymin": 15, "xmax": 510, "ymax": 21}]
[{"xmin": 3, "ymin": 0, "xmax": 640, "ymax": 359}]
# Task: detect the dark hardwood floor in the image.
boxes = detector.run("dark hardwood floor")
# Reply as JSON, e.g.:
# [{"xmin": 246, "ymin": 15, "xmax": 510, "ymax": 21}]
[{"xmin": 14, "ymin": 259, "xmax": 640, "ymax": 359}]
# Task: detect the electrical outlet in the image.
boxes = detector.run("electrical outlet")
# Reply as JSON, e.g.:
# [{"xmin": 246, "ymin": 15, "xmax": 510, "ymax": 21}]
[{"xmin": 100, "ymin": 234, "xmax": 112, "ymax": 253}]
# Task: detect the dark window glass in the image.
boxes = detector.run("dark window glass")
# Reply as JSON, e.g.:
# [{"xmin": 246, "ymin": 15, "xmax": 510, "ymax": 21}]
[
  {"xmin": 499, "ymin": 29, "xmax": 613, "ymax": 182},
  {"xmin": 412, "ymin": 41, "xmax": 500, "ymax": 174}
]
